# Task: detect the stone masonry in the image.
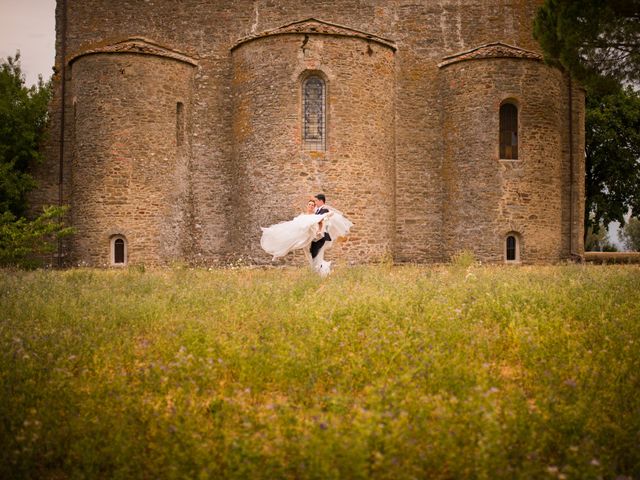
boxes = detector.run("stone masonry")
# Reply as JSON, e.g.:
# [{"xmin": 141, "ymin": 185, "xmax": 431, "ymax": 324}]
[{"xmin": 35, "ymin": 0, "xmax": 586, "ymax": 266}]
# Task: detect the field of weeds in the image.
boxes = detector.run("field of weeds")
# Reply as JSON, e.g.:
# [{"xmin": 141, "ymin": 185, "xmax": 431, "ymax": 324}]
[{"xmin": 1, "ymin": 264, "xmax": 639, "ymax": 479}]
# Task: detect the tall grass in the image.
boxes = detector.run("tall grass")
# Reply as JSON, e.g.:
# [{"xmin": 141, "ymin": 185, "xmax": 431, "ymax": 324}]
[{"xmin": 1, "ymin": 264, "xmax": 639, "ymax": 479}]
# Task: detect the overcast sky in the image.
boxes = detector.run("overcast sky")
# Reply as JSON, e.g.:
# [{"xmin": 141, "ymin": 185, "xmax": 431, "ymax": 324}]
[{"xmin": 0, "ymin": 0, "xmax": 56, "ymax": 86}]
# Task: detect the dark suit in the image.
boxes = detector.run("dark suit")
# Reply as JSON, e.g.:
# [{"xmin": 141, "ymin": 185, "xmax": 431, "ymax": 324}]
[{"xmin": 310, "ymin": 206, "xmax": 332, "ymax": 258}]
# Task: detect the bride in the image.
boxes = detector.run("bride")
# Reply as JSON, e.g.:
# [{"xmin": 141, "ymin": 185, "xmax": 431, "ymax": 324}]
[{"xmin": 260, "ymin": 198, "xmax": 352, "ymax": 275}]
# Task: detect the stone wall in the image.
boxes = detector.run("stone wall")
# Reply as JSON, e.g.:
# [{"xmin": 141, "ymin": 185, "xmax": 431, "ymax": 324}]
[
  {"xmin": 231, "ymin": 29, "xmax": 396, "ymax": 264},
  {"xmin": 33, "ymin": 0, "xmax": 584, "ymax": 266},
  {"xmin": 69, "ymin": 51, "xmax": 195, "ymax": 265},
  {"xmin": 440, "ymin": 54, "xmax": 568, "ymax": 263}
]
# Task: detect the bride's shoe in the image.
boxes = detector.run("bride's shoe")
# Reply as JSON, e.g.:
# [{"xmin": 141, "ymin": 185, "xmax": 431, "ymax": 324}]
[{"xmin": 318, "ymin": 261, "xmax": 331, "ymax": 277}]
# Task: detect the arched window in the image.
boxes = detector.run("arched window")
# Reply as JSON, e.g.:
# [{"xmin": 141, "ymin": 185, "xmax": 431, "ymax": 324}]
[
  {"xmin": 505, "ymin": 233, "xmax": 521, "ymax": 262},
  {"xmin": 500, "ymin": 103, "xmax": 518, "ymax": 159},
  {"xmin": 303, "ymin": 75, "xmax": 326, "ymax": 151},
  {"xmin": 110, "ymin": 235, "xmax": 127, "ymax": 266}
]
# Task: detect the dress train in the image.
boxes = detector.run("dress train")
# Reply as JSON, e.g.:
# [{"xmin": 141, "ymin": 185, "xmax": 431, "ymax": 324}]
[{"xmin": 260, "ymin": 213, "xmax": 329, "ymax": 260}]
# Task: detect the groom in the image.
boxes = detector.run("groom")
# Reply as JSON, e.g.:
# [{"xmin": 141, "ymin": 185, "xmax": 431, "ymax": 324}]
[{"xmin": 310, "ymin": 193, "xmax": 331, "ymax": 259}]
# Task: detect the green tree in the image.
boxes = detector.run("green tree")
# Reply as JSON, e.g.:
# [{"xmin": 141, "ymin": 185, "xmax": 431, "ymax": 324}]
[
  {"xmin": 534, "ymin": 1, "xmax": 640, "ymax": 237},
  {"xmin": 585, "ymin": 87, "xmax": 640, "ymax": 232},
  {"xmin": 533, "ymin": 0, "xmax": 640, "ymax": 93},
  {"xmin": 0, "ymin": 53, "xmax": 72, "ymax": 267},
  {"xmin": 1, "ymin": 52, "xmax": 52, "ymax": 215},
  {"xmin": 620, "ymin": 217, "xmax": 640, "ymax": 251}
]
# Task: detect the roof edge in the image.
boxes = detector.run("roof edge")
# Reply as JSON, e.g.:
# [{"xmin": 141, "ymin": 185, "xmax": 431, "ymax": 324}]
[
  {"xmin": 231, "ymin": 17, "xmax": 397, "ymax": 52},
  {"xmin": 438, "ymin": 42, "xmax": 543, "ymax": 68},
  {"xmin": 67, "ymin": 37, "xmax": 198, "ymax": 66}
]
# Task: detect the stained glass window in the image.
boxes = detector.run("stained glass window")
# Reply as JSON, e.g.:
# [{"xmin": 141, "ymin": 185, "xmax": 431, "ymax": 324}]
[{"xmin": 303, "ymin": 76, "xmax": 325, "ymax": 150}]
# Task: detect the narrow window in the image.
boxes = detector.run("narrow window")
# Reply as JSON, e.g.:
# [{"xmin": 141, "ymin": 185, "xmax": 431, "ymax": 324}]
[
  {"xmin": 506, "ymin": 236, "xmax": 516, "ymax": 261},
  {"xmin": 111, "ymin": 236, "xmax": 127, "ymax": 265},
  {"xmin": 114, "ymin": 239, "xmax": 125, "ymax": 263},
  {"xmin": 303, "ymin": 76, "xmax": 325, "ymax": 151},
  {"xmin": 500, "ymin": 103, "xmax": 518, "ymax": 159},
  {"xmin": 176, "ymin": 102, "xmax": 185, "ymax": 147},
  {"xmin": 72, "ymin": 99, "xmax": 78, "ymax": 141}
]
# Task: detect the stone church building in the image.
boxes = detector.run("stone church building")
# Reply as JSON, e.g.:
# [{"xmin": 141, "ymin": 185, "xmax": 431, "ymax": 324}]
[{"xmin": 34, "ymin": 0, "xmax": 585, "ymax": 266}]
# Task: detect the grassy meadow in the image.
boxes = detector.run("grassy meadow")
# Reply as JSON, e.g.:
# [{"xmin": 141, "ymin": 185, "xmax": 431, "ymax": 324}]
[{"xmin": 1, "ymin": 263, "xmax": 639, "ymax": 479}]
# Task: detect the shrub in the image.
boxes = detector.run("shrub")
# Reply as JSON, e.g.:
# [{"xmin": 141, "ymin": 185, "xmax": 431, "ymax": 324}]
[{"xmin": 0, "ymin": 205, "xmax": 73, "ymax": 267}]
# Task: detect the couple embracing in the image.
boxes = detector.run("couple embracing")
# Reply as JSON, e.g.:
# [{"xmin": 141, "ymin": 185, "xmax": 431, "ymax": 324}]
[{"xmin": 260, "ymin": 194, "xmax": 353, "ymax": 276}]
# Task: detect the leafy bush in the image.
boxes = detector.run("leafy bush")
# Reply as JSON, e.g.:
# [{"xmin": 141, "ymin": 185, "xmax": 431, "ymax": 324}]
[{"xmin": 0, "ymin": 205, "xmax": 73, "ymax": 267}]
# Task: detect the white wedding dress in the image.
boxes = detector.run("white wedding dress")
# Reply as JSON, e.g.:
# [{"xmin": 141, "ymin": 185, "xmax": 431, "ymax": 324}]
[{"xmin": 260, "ymin": 208, "xmax": 353, "ymax": 276}]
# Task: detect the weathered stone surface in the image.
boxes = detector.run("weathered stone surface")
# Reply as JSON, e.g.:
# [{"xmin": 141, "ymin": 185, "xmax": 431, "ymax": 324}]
[
  {"xmin": 69, "ymin": 52, "xmax": 196, "ymax": 266},
  {"xmin": 232, "ymin": 32, "xmax": 395, "ymax": 264},
  {"xmin": 439, "ymin": 56, "xmax": 576, "ymax": 263},
  {"xmin": 34, "ymin": 0, "xmax": 585, "ymax": 266}
]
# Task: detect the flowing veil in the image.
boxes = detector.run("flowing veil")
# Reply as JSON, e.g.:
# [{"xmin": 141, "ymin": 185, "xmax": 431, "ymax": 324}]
[{"xmin": 323, "ymin": 205, "xmax": 353, "ymax": 242}]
